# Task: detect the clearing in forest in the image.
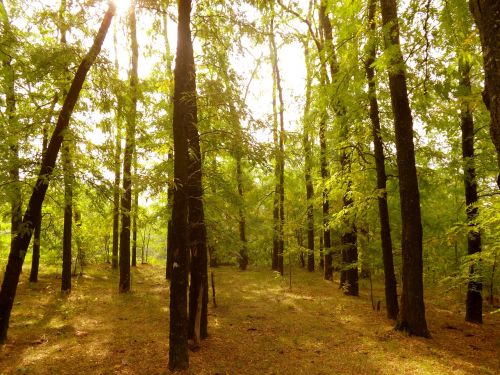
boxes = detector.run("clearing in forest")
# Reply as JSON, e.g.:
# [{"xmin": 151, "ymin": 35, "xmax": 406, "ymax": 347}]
[{"xmin": 0, "ymin": 264, "xmax": 498, "ymax": 374}]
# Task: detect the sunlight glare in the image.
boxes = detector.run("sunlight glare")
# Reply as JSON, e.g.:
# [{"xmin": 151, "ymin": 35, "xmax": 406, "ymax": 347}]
[{"xmin": 112, "ymin": 0, "xmax": 132, "ymax": 15}]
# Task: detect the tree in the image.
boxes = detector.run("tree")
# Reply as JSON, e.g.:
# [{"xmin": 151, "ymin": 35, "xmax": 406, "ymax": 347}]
[
  {"xmin": 119, "ymin": 0, "xmax": 139, "ymax": 293},
  {"xmin": 111, "ymin": 18, "xmax": 123, "ymax": 270},
  {"xmin": 469, "ymin": 0, "xmax": 500, "ymax": 189},
  {"xmin": 0, "ymin": 2, "xmax": 116, "ymax": 343},
  {"xmin": 269, "ymin": 8, "xmax": 286, "ymax": 276},
  {"xmin": 459, "ymin": 60, "xmax": 483, "ymax": 324},
  {"xmin": 380, "ymin": 0, "xmax": 430, "ymax": 337},
  {"xmin": 303, "ymin": 43, "xmax": 315, "ymax": 272},
  {"xmin": 364, "ymin": 0, "xmax": 398, "ymax": 319},
  {"xmin": 0, "ymin": 0, "xmax": 22, "ymax": 278},
  {"xmin": 168, "ymin": 0, "xmax": 193, "ymax": 370}
]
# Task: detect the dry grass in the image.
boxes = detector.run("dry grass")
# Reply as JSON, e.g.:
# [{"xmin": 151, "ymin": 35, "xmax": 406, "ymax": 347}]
[{"xmin": 0, "ymin": 264, "xmax": 498, "ymax": 374}]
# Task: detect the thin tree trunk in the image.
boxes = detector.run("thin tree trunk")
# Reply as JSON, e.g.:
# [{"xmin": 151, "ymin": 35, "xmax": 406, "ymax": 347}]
[
  {"xmin": 111, "ymin": 18, "xmax": 122, "ymax": 270},
  {"xmin": 365, "ymin": 0, "xmax": 398, "ymax": 319},
  {"xmin": 131, "ymin": 151, "xmax": 138, "ymax": 267},
  {"xmin": 460, "ymin": 61, "xmax": 483, "ymax": 324},
  {"xmin": 380, "ymin": 0, "xmax": 429, "ymax": 337},
  {"xmin": 30, "ymin": 97, "xmax": 55, "ymax": 282},
  {"xmin": 166, "ymin": 151, "xmax": 174, "ymax": 278},
  {"xmin": 269, "ymin": 13, "xmax": 285, "ymax": 276},
  {"xmin": 186, "ymin": 27, "xmax": 209, "ymax": 347},
  {"xmin": 168, "ymin": 0, "xmax": 194, "ymax": 369},
  {"xmin": 163, "ymin": 1, "xmax": 175, "ymax": 280},
  {"xmin": 61, "ymin": 132, "xmax": 73, "ymax": 293},
  {"xmin": 469, "ymin": 0, "xmax": 500, "ymax": 189},
  {"xmin": 303, "ymin": 43, "xmax": 315, "ymax": 272},
  {"xmin": 270, "ymin": 16, "xmax": 280, "ymax": 272},
  {"xmin": 119, "ymin": 0, "xmax": 138, "ymax": 293},
  {"xmin": 236, "ymin": 153, "xmax": 249, "ymax": 270},
  {"xmin": 0, "ymin": 0, "xmax": 22, "ymax": 277},
  {"xmin": 0, "ymin": 4, "xmax": 115, "ymax": 344},
  {"xmin": 59, "ymin": 0, "xmax": 72, "ymax": 294},
  {"xmin": 320, "ymin": 1, "xmax": 358, "ymax": 289}
]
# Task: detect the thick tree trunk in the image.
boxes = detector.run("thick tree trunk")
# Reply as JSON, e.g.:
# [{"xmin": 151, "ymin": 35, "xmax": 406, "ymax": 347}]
[
  {"xmin": 365, "ymin": 0, "xmax": 398, "ymax": 319},
  {"xmin": 168, "ymin": 0, "xmax": 192, "ymax": 369},
  {"xmin": 380, "ymin": 0, "xmax": 429, "ymax": 337},
  {"xmin": 119, "ymin": 0, "xmax": 138, "ymax": 293},
  {"xmin": 303, "ymin": 44, "xmax": 315, "ymax": 272},
  {"xmin": 111, "ymin": 19, "xmax": 122, "ymax": 270},
  {"xmin": 460, "ymin": 62, "xmax": 483, "ymax": 324},
  {"xmin": 469, "ymin": 0, "xmax": 500, "ymax": 189},
  {"xmin": 0, "ymin": 4, "xmax": 115, "ymax": 344}
]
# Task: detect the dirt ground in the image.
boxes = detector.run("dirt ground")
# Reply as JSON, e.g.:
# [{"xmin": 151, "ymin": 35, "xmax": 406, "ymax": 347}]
[{"xmin": 0, "ymin": 264, "xmax": 498, "ymax": 374}]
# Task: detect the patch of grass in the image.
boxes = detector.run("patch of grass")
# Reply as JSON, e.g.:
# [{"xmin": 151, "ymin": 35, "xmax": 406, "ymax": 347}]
[{"xmin": 0, "ymin": 264, "xmax": 499, "ymax": 374}]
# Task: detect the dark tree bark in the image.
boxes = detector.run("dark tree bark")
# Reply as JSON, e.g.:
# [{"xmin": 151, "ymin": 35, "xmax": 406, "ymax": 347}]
[
  {"xmin": 365, "ymin": 0, "xmax": 398, "ymax": 319},
  {"xmin": 303, "ymin": 44, "xmax": 315, "ymax": 272},
  {"xmin": 61, "ymin": 133, "xmax": 73, "ymax": 293},
  {"xmin": 186, "ymin": 65, "xmax": 208, "ymax": 348},
  {"xmin": 119, "ymin": 0, "xmax": 138, "ymax": 293},
  {"xmin": 269, "ymin": 15, "xmax": 286, "ymax": 276},
  {"xmin": 30, "ymin": 103, "xmax": 53, "ymax": 282},
  {"xmin": 459, "ymin": 61, "xmax": 483, "ymax": 324},
  {"xmin": 59, "ymin": 0, "xmax": 72, "ymax": 294},
  {"xmin": 111, "ymin": 19, "xmax": 123, "ymax": 270},
  {"xmin": 168, "ymin": 0, "xmax": 192, "ymax": 370},
  {"xmin": 469, "ymin": 0, "xmax": 500, "ymax": 189},
  {"xmin": 380, "ymin": 0, "xmax": 429, "ymax": 337},
  {"xmin": 0, "ymin": 4, "xmax": 115, "ymax": 344}
]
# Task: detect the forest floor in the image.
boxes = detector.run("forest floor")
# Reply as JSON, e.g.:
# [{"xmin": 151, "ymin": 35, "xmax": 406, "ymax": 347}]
[{"xmin": 0, "ymin": 264, "xmax": 499, "ymax": 375}]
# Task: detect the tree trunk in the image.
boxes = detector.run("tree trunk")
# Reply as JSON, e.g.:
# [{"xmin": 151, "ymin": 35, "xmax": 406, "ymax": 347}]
[
  {"xmin": 30, "ymin": 100, "xmax": 54, "ymax": 282},
  {"xmin": 0, "ymin": 4, "xmax": 115, "ymax": 344},
  {"xmin": 236, "ymin": 154, "xmax": 249, "ymax": 270},
  {"xmin": 185, "ymin": 16, "xmax": 209, "ymax": 346},
  {"xmin": 270, "ymin": 16, "xmax": 280, "ymax": 272},
  {"xmin": 131, "ymin": 151, "xmax": 138, "ymax": 267},
  {"xmin": 111, "ymin": 18, "xmax": 122, "ymax": 270},
  {"xmin": 119, "ymin": 0, "xmax": 138, "ymax": 293},
  {"xmin": 365, "ymin": 0, "xmax": 398, "ymax": 319},
  {"xmin": 0, "ymin": 0, "xmax": 23, "ymax": 280},
  {"xmin": 380, "ymin": 0, "xmax": 429, "ymax": 337},
  {"xmin": 320, "ymin": 1, "xmax": 358, "ymax": 289},
  {"xmin": 166, "ymin": 156, "xmax": 174, "ymax": 277},
  {"xmin": 469, "ymin": 0, "xmax": 500, "ymax": 189},
  {"xmin": 316, "ymin": 4, "xmax": 334, "ymax": 281},
  {"xmin": 269, "ymin": 18, "xmax": 286, "ymax": 276},
  {"xmin": 168, "ymin": 0, "xmax": 192, "ymax": 370},
  {"xmin": 61, "ymin": 132, "xmax": 73, "ymax": 293},
  {"xmin": 460, "ymin": 61, "xmax": 483, "ymax": 324},
  {"xmin": 303, "ymin": 45, "xmax": 315, "ymax": 273}
]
